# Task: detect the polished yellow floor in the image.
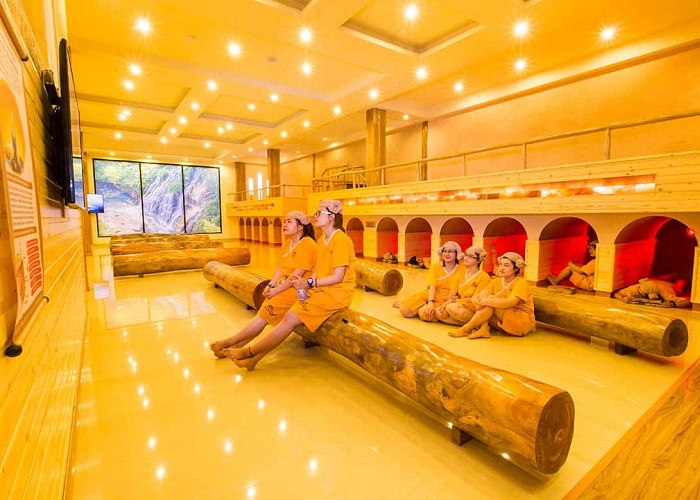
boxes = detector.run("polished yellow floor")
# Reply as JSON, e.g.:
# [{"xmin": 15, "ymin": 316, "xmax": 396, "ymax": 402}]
[{"xmin": 66, "ymin": 243, "xmax": 700, "ymax": 499}]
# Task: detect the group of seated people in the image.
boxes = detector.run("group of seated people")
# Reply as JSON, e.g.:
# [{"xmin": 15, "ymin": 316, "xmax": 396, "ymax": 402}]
[{"xmin": 210, "ymin": 206, "xmax": 690, "ymax": 370}]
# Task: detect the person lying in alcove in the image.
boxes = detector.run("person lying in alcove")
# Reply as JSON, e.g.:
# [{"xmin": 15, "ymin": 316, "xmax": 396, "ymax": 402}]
[
  {"xmin": 222, "ymin": 200, "xmax": 356, "ymax": 371},
  {"xmin": 546, "ymin": 240, "xmax": 597, "ymax": 291},
  {"xmin": 209, "ymin": 211, "xmax": 317, "ymax": 357},
  {"xmin": 394, "ymin": 241, "xmax": 463, "ymax": 322},
  {"xmin": 614, "ymin": 278, "xmax": 691, "ymax": 308},
  {"xmin": 449, "ymin": 252, "xmax": 535, "ymax": 340},
  {"xmin": 435, "ymin": 246, "xmax": 492, "ymax": 325}
]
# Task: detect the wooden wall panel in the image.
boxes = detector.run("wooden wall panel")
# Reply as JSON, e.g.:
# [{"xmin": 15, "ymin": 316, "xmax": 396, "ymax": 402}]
[{"xmin": 0, "ymin": 3, "xmax": 87, "ymax": 497}]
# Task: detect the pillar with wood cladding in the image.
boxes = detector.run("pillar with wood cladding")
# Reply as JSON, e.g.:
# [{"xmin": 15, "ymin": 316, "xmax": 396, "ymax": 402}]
[
  {"xmin": 267, "ymin": 149, "xmax": 280, "ymax": 197},
  {"xmin": 365, "ymin": 108, "xmax": 386, "ymax": 187},
  {"xmin": 234, "ymin": 162, "xmax": 246, "ymax": 201}
]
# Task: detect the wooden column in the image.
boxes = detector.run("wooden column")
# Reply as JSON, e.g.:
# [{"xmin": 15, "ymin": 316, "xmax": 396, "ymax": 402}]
[
  {"xmin": 267, "ymin": 149, "xmax": 280, "ymax": 197},
  {"xmin": 419, "ymin": 120, "xmax": 428, "ymax": 181},
  {"xmin": 365, "ymin": 108, "xmax": 386, "ymax": 187},
  {"xmin": 234, "ymin": 162, "xmax": 246, "ymax": 201}
]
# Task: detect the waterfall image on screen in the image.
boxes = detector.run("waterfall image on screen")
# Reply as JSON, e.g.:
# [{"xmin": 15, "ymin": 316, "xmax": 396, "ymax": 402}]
[
  {"xmin": 141, "ymin": 163, "xmax": 184, "ymax": 233},
  {"xmin": 184, "ymin": 166, "xmax": 221, "ymax": 233},
  {"xmin": 94, "ymin": 159, "xmax": 144, "ymax": 236}
]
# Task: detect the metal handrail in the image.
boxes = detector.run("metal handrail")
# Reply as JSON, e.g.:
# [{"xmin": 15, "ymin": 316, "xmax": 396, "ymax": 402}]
[
  {"xmin": 227, "ymin": 183, "xmax": 311, "ymax": 202},
  {"xmin": 312, "ymin": 109, "xmax": 700, "ymax": 188}
]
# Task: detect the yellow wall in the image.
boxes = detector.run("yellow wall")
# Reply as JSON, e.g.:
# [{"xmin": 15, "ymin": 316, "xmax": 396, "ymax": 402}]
[{"xmin": 0, "ymin": 1, "xmax": 87, "ymax": 497}]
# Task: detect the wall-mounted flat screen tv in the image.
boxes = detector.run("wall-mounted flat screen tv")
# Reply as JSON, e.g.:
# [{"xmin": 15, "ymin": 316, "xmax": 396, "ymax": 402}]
[
  {"xmin": 86, "ymin": 193, "xmax": 104, "ymax": 214},
  {"xmin": 57, "ymin": 38, "xmax": 82, "ymax": 208}
]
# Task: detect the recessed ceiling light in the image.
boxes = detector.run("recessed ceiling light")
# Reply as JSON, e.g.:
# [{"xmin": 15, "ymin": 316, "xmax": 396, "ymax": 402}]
[
  {"xmin": 123, "ymin": 80, "xmax": 134, "ymax": 90},
  {"xmin": 207, "ymin": 80, "xmax": 217, "ymax": 91},
  {"xmin": 454, "ymin": 81, "xmax": 464, "ymax": 93},
  {"xmin": 225, "ymin": 123, "xmax": 233, "ymax": 130},
  {"xmin": 133, "ymin": 18, "xmax": 151, "ymax": 34},
  {"xmin": 415, "ymin": 67, "xmax": 427, "ymax": 80},
  {"xmin": 333, "ymin": 106, "xmax": 341, "ymax": 115},
  {"xmin": 296, "ymin": 150, "xmax": 301, "ymax": 154},
  {"xmin": 322, "ymin": 137, "xmax": 328, "ymax": 141},
  {"xmin": 270, "ymin": 93, "xmax": 279, "ymax": 102},
  {"xmin": 405, "ymin": 5, "xmax": 418, "ymax": 21},
  {"xmin": 184, "ymin": 158, "xmax": 189, "ymax": 162},
  {"xmin": 232, "ymin": 154, "xmax": 237, "ymax": 159},
  {"xmin": 118, "ymin": 113, "xmax": 127, "ymax": 121},
  {"xmin": 403, "ymin": 114, "xmax": 409, "ymax": 120},
  {"xmin": 300, "ymin": 28, "xmax": 312, "ymax": 43},
  {"xmin": 369, "ymin": 88, "xmax": 379, "ymax": 100},
  {"xmin": 262, "ymin": 139, "xmax": 269, "ymax": 145},
  {"xmin": 301, "ymin": 62, "xmax": 312, "ymax": 75},
  {"xmin": 147, "ymin": 154, "xmax": 152, "ymax": 159},
  {"xmin": 169, "ymin": 127, "xmax": 177, "ymax": 134},
  {"xmin": 109, "ymin": 151, "xmax": 115, "ymax": 156},
  {"xmin": 114, "ymin": 132, "xmax": 122, "ymax": 139},
  {"xmin": 160, "ymin": 137, "xmax": 168, "ymax": 144},
  {"xmin": 600, "ymin": 26, "xmax": 616, "ymax": 41},
  {"xmin": 248, "ymin": 103, "xmax": 256, "ymax": 111},
  {"xmin": 302, "ymin": 120, "xmax": 310, "ymax": 128},
  {"xmin": 514, "ymin": 58, "xmax": 527, "ymax": 71},
  {"xmin": 280, "ymin": 130, "xmax": 287, "ymax": 138},
  {"xmin": 228, "ymin": 43, "xmax": 241, "ymax": 57},
  {"xmin": 129, "ymin": 64, "xmax": 142, "ymax": 76},
  {"xmin": 178, "ymin": 116, "xmax": 187, "ymax": 124},
  {"xmin": 514, "ymin": 21, "xmax": 529, "ymax": 38},
  {"xmin": 191, "ymin": 102, "xmax": 200, "ymax": 110},
  {"xmin": 217, "ymin": 127, "xmax": 224, "ymax": 134},
  {"xmin": 204, "ymin": 142, "xmax": 211, "ymax": 148},
  {"xmin": 248, "ymin": 147, "xmax": 253, "ymax": 152}
]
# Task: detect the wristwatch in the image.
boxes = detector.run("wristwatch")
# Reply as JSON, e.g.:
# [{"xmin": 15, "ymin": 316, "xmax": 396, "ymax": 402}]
[{"xmin": 307, "ymin": 278, "xmax": 314, "ymax": 288}]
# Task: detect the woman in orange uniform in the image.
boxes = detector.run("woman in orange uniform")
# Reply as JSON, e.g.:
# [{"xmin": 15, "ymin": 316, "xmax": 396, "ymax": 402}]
[
  {"xmin": 449, "ymin": 252, "xmax": 535, "ymax": 339},
  {"xmin": 436, "ymin": 246, "xmax": 492, "ymax": 325},
  {"xmin": 547, "ymin": 241, "xmax": 597, "ymax": 291},
  {"xmin": 209, "ymin": 211, "xmax": 316, "ymax": 357},
  {"xmin": 223, "ymin": 200, "xmax": 355, "ymax": 370},
  {"xmin": 397, "ymin": 241, "xmax": 463, "ymax": 322}
]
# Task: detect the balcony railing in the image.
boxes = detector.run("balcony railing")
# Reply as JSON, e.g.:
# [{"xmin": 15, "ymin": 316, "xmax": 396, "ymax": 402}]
[{"xmin": 227, "ymin": 183, "xmax": 312, "ymax": 203}]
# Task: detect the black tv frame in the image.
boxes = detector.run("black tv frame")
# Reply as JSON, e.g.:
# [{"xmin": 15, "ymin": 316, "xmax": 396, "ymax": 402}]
[{"xmin": 57, "ymin": 38, "xmax": 82, "ymax": 208}]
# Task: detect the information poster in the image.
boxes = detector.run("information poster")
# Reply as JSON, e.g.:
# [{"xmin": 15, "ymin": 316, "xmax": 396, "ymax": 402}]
[{"xmin": 0, "ymin": 20, "xmax": 44, "ymax": 341}]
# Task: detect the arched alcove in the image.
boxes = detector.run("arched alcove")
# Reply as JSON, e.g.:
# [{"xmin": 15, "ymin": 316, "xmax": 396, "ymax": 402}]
[
  {"xmin": 238, "ymin": 218, "xmax": 245, "ymax": 241},
  {"xmin": 376, "ymin": 217, "xmax": 399, "ymax": 261},
  {"xmin": 404, "ymin": 217, "xmax": 432, "ymax": 262},
  {"xmin": 482, "ymin": 217, "xmax": 527, "ymax": 274},
  {"xmin": 346, "ymin": 218, "xmax": 364, "ymax": 256},
  {"xmin": 614, "ymin": 217, "xmax": 697, "ymax": 296},
  {"xmin": 253, "ymin": 218, "xmax": 261, "ymax": 243},
  {"xmin": 538, "ymin": 217, "xmax": 598, "ymax": 284},
  {"xmin": 245, "ymin": 218, "xmax": 252, "ymax": 242},
  {"xmin": 261, "ymin": 218, "xmax": 269, "ymax": 245},
  {"xmin": 272, "ymin": 218, "xmax": 282, "ymax": 246},
  {"xmin": 440, "ymin": 217, "xmax": 474, "ymax": 252}
]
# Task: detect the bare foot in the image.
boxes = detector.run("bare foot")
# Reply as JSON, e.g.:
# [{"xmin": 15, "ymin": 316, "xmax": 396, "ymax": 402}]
[
  {"xmin": 467, "ymin": 324, "xmax": 491, "ymax": 339},
  {"xmin": 448, "ymin": 326, "xmax": 471, "ymax": 338},
  {"xmin": 392, "ymin": 300, "xmax": 400, "ymax": 308},
  {"xmin": 210, "ymin": 338, "xmax": 248, "ymax": 358},
  {"xmin": 222, "ymin": 345, "xmax": 253, "ymax": 361},
  {"xmin": 233, "ymin": 353, "xmax": 264, "ymax": 371},
  {"xmin": 546, "ymin": 274, "xmax": 557, "ymax": 286}
]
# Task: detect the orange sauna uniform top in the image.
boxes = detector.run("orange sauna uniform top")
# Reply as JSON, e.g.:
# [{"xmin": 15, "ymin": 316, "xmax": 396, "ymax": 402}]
[
  {"xmin": 291, "ymin": 230, "xmax": 356, "ymax": 332},
  {"xmin": 401, "ymin": 262, "xmax": 463, "ymax": 314},
  {"xmin": 485, "ymin": 276, "xmax": 535, "ymax": 336},
  {"xmin": 569, "ymin": 259, "xmax": 595, "ymax": 291},
  {"xmin": 456, "ymin": 270, "xmax": 492, "ymax": 300},
  {"xmin": 258, "ymin": 236, "xmax": 317, "ymax": 325}
]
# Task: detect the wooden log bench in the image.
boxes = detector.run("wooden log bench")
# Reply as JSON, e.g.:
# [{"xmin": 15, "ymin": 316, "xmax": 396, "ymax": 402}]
[
  {"xmin": 354, "ymin": 260, "xmax": 404, "ymax": 295},
  {"xmin": 210, "ymin": 267, "xmax": 575, "ymax": 474},
  {"xmin": 203, "ymin": 261, "xmax": 270, "ymax": 310},
  {"xmin": 532, "ymin": 287, "xmax": 688, "ymax": 357},
  {"xmin": 112, "ymin": 247, "xmax": 250, "ymax": 277},
  {"xmin": 110, "ymin": 233, "xmax": 221, "ymax": 255}
]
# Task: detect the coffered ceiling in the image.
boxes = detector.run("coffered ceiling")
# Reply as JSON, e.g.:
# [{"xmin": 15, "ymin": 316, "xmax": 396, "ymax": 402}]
[{"xmin": 65, "ymin": 0, "xmax": 700, "ymax": 166}]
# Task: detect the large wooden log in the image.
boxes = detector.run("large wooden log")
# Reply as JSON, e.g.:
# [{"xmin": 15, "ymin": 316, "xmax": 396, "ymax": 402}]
[
  {"xmin": 112, "ymin": 247, "xmax": 250, "ymax": 277},
  {"xmin": 532, "ymin": 288, "xmax": 688, "ymax": 357},
  {"xmin": 354, "ymin": 260, "xmax": 404, "ymax": 295},
  {"xmin": 110, "ymin": 234, "xmax": 216, "ymax": 254},
  {"xmin": 210, "ymin": 267, "xmax": 574, "ymax": 474},
  {"xmin": 203, "ymin": 261, "xmax": 270, "ymax": 310}
]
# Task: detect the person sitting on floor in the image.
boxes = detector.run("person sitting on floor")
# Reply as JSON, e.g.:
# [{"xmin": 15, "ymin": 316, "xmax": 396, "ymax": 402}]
[
  {"xmin": 221, "ymin": 199, "xmax": 356, "ymax": 371},
  {"xmin": 209, "ymin": 211, "xmax": 317, "ymax": 357},
  {"xmin": 614, "ymin": 278, "xmax": 691, "ymax": 308},
  {"xmin": 396, "ymin": 241, "xmax": 463, "ymax": 322},
  {"xmin": 435, "ymin": 246, "xmax": 492, "ymax": 325},
  {"xmin": 449, "ymin": 252, "xmax": 535, "ymax": 339},
  {"xmin": 546, "ymin": 240, "xmax": 597, "ymax": 291}
]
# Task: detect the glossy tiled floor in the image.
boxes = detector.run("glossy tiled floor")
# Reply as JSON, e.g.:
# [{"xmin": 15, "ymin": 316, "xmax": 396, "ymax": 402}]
[{"xmin": 66, "ymin": 243, "xmax": 700, "ymax": 499}]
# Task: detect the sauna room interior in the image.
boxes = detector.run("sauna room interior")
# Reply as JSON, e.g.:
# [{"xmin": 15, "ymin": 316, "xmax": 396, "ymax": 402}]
[{"xmin": 2, "ymin": 1, "xmax": 700, "ymax": 499}]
